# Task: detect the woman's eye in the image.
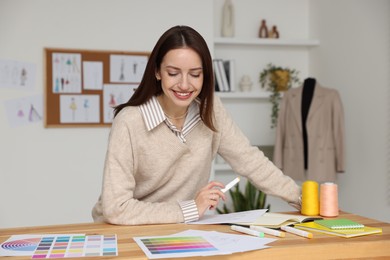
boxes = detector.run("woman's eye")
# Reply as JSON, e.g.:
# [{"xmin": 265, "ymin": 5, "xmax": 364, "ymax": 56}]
[
  {"xmin": 168, "ymin": 72, "xmax": 178, "ymax": 77},
  {"xmin": 191, "ymin": 74, "xmax": 201, "ymax": 78}
]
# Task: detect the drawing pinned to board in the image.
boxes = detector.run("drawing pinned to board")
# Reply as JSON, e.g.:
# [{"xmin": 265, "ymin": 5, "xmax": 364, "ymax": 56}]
[
  {"xmin": 0, "ymin": 59, "xmax": 36, "ymax": 90},
  {"xmin": 60, "ymin": 95, "xmax": 100, "ymax": 123},
  {"xmin": 83, "ymin": 61, "xmax": 103, "ymax": 90},
  {"xmin": 110, "ymin": 55, "xmax": 147, "ymax": 83},
  {"xmin": 52, "ymin": 53, "xmax": 82, "ymax": 93},
  {"xmin": 103, "ymin": 84, "xmax": 137, "ymax": 123},
  {"xmin": 4, "ymin": 95, "xmax": 43, "ymax": 127}
]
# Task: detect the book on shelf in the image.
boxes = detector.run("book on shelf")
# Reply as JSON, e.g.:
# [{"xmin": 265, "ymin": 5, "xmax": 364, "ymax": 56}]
[
  {"xmin": 213, "ymin": 59, "xmax": 235, "ymax": 92},
  {"xmin": 314, "ymin": 218, "xmax": 365, "ymax": 230},
  {"xmin": 294, "ymin": 221, "xmax": 382, "ymax": 238},
  {"xmin": 223, "ymin": 59, "xmax": 235, "ymax": 92},
  {"xmin": 236, "ymin": 212, "xmax": 322, "ymax": 229}
]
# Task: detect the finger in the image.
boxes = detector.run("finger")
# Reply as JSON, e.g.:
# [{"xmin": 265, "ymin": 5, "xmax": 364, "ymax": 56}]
[
  {"xmin": 205, "ymin": 181, "xmax": 225, "ymax": 190},
  {"xmin": 208, "ymin": 190, "xmax": 226, "ymax": 201}
]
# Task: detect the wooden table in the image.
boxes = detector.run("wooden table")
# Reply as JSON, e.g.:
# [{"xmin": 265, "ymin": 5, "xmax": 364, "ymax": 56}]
[{"xmin": 1, "ymin": 212, "xmax": 389, "ymax": 259}]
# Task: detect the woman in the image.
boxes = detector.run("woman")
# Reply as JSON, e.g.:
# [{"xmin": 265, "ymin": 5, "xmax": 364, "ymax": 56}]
[{"xmin": 92, "ymin": 25, "xmax": 301, "ymax": 225}]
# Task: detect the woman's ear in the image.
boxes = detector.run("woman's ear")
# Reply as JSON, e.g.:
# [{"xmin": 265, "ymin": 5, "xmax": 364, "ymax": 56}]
[{"xmin": 155, "ymin": 71, "xmax": 161, "ymax": 81}]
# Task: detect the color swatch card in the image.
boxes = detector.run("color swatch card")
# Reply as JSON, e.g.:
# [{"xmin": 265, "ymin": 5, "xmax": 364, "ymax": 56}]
[
  {"xmin": 134, "ymin": 235, "xmax": 223, "ymax": 259},
  {"xmin": 0, "ymin": 234, "xmax": 117, "ymax": 258}
]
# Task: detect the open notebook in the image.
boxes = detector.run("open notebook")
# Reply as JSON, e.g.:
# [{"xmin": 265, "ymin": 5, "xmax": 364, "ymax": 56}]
[{"xmin": 237, "ymin": 212, "xmax": 322, "ymax": 228}]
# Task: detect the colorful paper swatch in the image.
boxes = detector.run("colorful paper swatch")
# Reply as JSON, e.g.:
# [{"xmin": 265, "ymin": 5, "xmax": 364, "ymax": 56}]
[
  {"xmin": 0, "ymin": 234, "xmax": 117, "ymax": 258},
  {"xmin": 31, "ymin": 234, "xmax": 117, "ymax": 258},
  {"xmin": 0, "ymin": 236, "xmax": 42, "ymax": 256},
  {"xmin": 134, "ymin": 235, "xmax": 220, "ymax": 259}
]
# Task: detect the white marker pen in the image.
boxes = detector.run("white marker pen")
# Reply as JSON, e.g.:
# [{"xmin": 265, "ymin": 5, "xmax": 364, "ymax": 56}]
[
  {"xmin": 221, "ymin": 177, "xmax": 240, "ymax": 193},
  {"xmin": 231, "ymin": 225, "xmax": 264, "ymax": 237},
  {"xmin": 281, "ymin": 225, "xmax": 313, "ymax": 239},
  {"xmin": 250, "ymin": 225, "xmax": 285, "ymax": 238}
]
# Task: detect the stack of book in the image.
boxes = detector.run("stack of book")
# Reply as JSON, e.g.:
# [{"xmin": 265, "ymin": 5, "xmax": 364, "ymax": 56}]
[{"xmin": 213, "ymin": 59, "xmax": 235, "ymax": 92}]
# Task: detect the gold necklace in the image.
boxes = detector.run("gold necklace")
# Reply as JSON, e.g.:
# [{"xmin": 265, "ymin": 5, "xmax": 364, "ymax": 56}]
[{"xmin": 164, "ymin": 110, "xmax": 188, "ymax": 120}]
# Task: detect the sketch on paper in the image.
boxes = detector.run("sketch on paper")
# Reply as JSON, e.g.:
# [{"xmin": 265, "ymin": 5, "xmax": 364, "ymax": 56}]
[
  {"xmin": 52, "ymin": 53, "xmax": 82, "ymax": 93},
  {"xmin": 60, "ymin": 95, "xmax": 100, "ymax": 123},
  {"xmin": 83, "ymin": 61, "xmax": 103, "ymax": 90},
  {"xmin": 103, "ymin": 84, "xmax": 137, "ymax": 123},
  {"xmin": 4, "ymin": 95, "xmax": 43, "ymax": 127},
  {"xmin": 0, "ymin": 59, "xmax": 36, "ymax": 90},
  {"xmin": 110, "ymin": 55, "xmax": 147, "ymax": 83}
]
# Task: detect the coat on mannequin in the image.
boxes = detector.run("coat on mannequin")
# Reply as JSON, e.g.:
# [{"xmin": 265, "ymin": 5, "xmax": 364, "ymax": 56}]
[{"xmin": 273, "ymin": 78, "xmax": 345, "ymax": 182}]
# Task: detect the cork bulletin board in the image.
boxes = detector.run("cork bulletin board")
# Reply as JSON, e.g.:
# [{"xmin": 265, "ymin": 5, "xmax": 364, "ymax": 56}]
[{"xmin": 44, "ymin": 48, "xmax": 149, "ymax": 127}]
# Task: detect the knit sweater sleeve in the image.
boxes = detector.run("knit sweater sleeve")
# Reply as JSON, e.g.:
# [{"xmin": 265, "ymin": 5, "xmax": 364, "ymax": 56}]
[
  {"xmin": 213, "ymin": 97, "xmax": 301, "ymax": 206},
  {"xmin": 92, "ymin": 110, "xmax": 187, "ymax": 225}
]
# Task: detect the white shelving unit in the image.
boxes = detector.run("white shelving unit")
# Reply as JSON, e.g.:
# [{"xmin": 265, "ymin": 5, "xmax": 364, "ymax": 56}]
[
  {"xmin": 213, "ymin": 42, "xmax": 319, "ymax": 176},
  {"xmin": 214, "ymin": 37, "xmax": 320, "ymax": 47}
]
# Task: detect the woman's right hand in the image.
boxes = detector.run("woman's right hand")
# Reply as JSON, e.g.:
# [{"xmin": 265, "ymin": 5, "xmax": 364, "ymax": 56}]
[{"xmin": 195, "ymin": 181, "xmax": 226, "ymax": 218}]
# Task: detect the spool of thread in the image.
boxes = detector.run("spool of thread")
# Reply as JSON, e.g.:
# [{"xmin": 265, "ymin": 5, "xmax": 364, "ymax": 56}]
[
  {"xmin": 301, "ymin": 180, "xmax": 319, "ymax": 216},
  {"xmin": 320, "ymin": 182, "xmax": 339, "ymax": 217}
]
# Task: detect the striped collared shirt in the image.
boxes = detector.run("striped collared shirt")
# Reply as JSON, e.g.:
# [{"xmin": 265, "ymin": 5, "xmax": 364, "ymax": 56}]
[{"xmin": 139, "ymin": 96, "xmax": 201, "ymax": 143}]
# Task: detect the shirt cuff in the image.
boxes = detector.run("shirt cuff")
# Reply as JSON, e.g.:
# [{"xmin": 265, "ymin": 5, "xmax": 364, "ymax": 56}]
[{"xmin": 179, "ymin": 200, "xmax": 199, "ymax": 223}]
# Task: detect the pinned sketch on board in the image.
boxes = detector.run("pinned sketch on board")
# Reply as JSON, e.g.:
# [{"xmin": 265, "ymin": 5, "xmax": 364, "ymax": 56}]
[
  {"xmin": 83, "ymin": 61, "xmax": 103, "ymax": 90},
  {"xmin": 52, "ymin": 53, "xmax": 82, "ymax": 93},
  {"xmin": 110, "ymin": 54, "xmax": 147, "ymax": 83},
  {"xmin": 103, "ymin": 84, "xmax": 137, "ymax": 123},
  {"xmin": 0, "ymin": 59, "xmax": 36, "ymax": 90},
  {"xmin": 4, "ymin": 95, "xmax": 43, "ymax": 127},
  {"xmin": 60, "ymin": 95, "xmax": 100, "ymax": 123}
]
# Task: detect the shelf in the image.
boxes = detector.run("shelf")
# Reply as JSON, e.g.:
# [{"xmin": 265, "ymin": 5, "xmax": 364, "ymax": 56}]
[
  {"xmin": 215, "ymin": 91, "xmax": 270, "ymax": 100},
  {"xmin": 214, "ymin": 37, "xmax": 320, "ymax": 47}
]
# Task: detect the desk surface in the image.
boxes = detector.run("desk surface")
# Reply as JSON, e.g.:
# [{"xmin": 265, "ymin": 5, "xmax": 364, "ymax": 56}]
[{"xmin": 1, "ymin": 212, "xmax": 389, "ymax": 259}]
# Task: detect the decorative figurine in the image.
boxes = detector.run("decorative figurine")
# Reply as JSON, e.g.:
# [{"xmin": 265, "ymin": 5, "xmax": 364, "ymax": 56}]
[
  {"xmin": 269, "ymin": 25, "xmax": 280, "ymax": 38},
  {"xmin": 239, "ymin": 75, "xmax": 253, "ymax": 92},
  {"xmin": 221, "ymin": 0, "xmax": 234, "ymax": 37},
  {"xmin": 258, "ymin": 19, "xmax": 269, "ymax": 38}
]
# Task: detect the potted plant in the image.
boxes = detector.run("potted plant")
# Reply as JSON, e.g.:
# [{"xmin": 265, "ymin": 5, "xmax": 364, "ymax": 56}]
[
  {"xmin": 217, "ymin": 179, "xmax": 270, "ymax": 214},
  {"xmin": 259, "ymin": 63, "xmax": 300, "ymax": 128}
]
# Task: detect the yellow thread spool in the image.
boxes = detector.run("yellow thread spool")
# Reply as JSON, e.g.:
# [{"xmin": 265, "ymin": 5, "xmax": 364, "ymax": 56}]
[{"xmin": 301, "ymin": 180, "xmax": 320, "ymax": 216}]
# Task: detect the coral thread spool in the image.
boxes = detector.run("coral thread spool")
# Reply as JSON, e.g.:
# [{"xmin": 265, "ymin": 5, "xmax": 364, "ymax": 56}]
[
  {"xmin": 301, "ymin": 180, "xmax": 320, "ymax": 216},
  {"xmin": 320, "ymin": 182, "xmax": 339, "ymax": 217}
]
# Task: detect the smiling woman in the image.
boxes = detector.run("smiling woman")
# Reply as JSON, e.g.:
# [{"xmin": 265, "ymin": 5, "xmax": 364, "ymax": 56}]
[
  {"xmin": 91, "ymin": 25, "xmax": 301, "ymax": 226},
  {"xmin": 156, "ymin": 48, "xmax": 204, "ymax": 130}
]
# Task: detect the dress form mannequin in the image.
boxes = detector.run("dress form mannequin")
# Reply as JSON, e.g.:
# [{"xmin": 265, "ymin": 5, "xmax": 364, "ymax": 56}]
[{"xmin": 301, "ymin": 78, "xmax": 316, "ymax": 170}]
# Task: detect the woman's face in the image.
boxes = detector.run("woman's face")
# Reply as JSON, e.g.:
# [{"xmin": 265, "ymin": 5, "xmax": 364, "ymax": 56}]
[{"xmin": 156, "ymin": 47, "xmax": 203, "ymax": 111}]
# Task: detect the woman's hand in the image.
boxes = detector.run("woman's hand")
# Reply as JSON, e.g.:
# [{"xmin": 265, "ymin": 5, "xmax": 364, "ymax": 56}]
[{"xmin": 195, "ymin": 181, "xmax": 226, "ymax": 218}]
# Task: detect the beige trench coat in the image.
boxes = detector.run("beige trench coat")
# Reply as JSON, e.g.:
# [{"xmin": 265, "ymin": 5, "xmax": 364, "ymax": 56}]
[{"xmin": 273, "ymin": 84, "xmax": 345, "ymax": 182}]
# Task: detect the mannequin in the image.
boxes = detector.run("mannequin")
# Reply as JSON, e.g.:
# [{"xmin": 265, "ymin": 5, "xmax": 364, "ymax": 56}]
[{"xmin": 301, "ymin": 77, "xmax": 316, "ymax": 170}]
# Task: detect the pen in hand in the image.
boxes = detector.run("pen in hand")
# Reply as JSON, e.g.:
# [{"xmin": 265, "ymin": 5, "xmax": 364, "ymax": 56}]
[{"xmin": 221, "ymin": 177, "xmax": 240, "ymax": 193}]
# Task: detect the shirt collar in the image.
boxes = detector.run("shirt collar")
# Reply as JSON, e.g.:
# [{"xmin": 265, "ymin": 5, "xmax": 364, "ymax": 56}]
[{"xmin": 139, "ymin": 96, "xmax": 200, "ymax": 131}]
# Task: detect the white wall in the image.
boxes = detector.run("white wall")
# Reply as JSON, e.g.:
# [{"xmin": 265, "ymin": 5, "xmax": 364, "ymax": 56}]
[
  {"xmin": 309, "ymin": 0, "xmax": 390, "ymax": 223},
  {"xmin": 1, "ymin": 0, "xmax": 389, "ymax": 228},
  {"xmin": 0, "ymin": 0, "xmax": 213, "ymax": 228}
]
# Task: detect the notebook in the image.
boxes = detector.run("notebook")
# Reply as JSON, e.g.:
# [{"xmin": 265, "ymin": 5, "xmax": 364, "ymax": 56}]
[
  {"xmin": 237, "ymin": 212, "xmax": 322, "ymax": 228},
  {"xmin": 314, "ymin": 218, "xmax": 364, "ymax": 230},
  {"xmin": 294, "ymin": 221, "xmax": 382, "ymax": 238}
]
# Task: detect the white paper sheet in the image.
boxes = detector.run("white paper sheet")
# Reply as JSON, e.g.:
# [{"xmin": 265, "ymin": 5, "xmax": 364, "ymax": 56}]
[{"xmin": 188, "ymin": 209, "xmax": 267, "ymax": 225}]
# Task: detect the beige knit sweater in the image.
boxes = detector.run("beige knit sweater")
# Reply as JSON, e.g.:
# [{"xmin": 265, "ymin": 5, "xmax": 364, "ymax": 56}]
[{"xmin": 92, "ymin": 96, "xmax": 301, "ymax": 225}]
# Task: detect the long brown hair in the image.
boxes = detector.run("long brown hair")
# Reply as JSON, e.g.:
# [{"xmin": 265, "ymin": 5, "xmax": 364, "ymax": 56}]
[{"xmin": 113, "ymin": 25, "xmax": 216, "ymax": 131}]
